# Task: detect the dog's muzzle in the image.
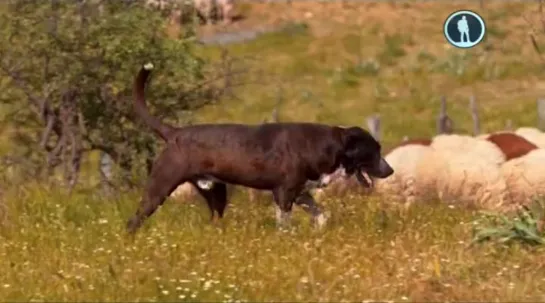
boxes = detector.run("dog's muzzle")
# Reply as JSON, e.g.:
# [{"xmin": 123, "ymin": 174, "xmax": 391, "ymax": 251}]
[
  {"xmin": 375, "ymin": 157, "xmax": 394, "ymax": 178},
  {"xmin": 355, "ymin": 157, "xmax": 394, "ymax": 188}
]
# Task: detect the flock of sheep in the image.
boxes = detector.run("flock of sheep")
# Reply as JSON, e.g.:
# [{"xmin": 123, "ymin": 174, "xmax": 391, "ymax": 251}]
[{"xmin": 318, "ymin": 127, "xmax": 545, "ymax": 212}]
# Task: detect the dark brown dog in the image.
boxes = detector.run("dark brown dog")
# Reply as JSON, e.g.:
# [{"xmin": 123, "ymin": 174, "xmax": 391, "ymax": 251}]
[{"xmin": 126, "ymin": 63, "xmax": 394, "ymax": 233}]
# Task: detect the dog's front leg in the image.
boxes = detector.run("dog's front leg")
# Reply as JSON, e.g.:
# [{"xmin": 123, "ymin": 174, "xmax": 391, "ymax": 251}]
[
  {"xmin": 274, "ymin": 205, "xmax": 291, "ymax": 228},
  {"xmin": 294, "ymin": 191, "xmax": 328, "ymax": 229},
  {"xmin": 272, "ymin": 187, "xmax": 299, "ymax": 229}
]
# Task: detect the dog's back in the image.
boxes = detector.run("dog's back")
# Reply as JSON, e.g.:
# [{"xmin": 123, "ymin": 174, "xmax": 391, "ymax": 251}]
[{"xmin": 172, "ymin": 123, "xmax": 342, "ymax": 189}]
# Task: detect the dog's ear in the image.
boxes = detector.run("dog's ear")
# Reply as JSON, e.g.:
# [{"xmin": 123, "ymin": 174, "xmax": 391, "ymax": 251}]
[
  {"xmin": 332, "ymin": 126, "xmax": 363, "ymax": 146},
  {"xmin": 334, "ymin": 126, "xmax": 375, "ymax": 174},
  {"xmin": 342, "ymin": 127, "xmax": 376, "ymax": 156},
  {"xmin": 334, "ymin": 126, "xmax": 393, "ymax": 179},
  {"xmin": 342, "ymin": 127, "xmax": 367, "ymax": 149}
]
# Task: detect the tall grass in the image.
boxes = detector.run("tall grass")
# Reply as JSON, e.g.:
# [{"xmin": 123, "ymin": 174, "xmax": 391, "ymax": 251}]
[{"xmin": 1, "ymin": 185, "xmax": 545, "ymax": 301}]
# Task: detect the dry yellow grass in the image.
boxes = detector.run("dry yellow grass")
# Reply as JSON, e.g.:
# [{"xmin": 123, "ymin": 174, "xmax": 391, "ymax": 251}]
[
  {"xmin": 1, "ymin": 185, "xmax": 545, "ymax": 301},
  {"xmin": 2, "ymin": 1, "xmax": 545, "ymax": 301}
]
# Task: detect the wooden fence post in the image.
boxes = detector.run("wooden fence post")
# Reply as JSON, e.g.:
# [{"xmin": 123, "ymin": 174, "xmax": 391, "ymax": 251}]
[
  {"xmin": 271, "ymin": 108, "xmax": 278, "ymax": 123},
  {"xmin": 505, "ymin": 119, "xmax": 513, "ymax": 131},
  {"xmin": 366, "ymin": 114, "xmax": 381, "ymax": 141},
  {"xmin": 538, "ymin": 98, "xmax": 545, "ymax": 131},
  {"xmin": 437, "ymin": 96, "xmax": 454, "ymax": 134},
  {"xmin": 469, "ymin": 95, "xmax": 481, "ymax": 135},
  {"xmin": 270, "ymin": 86, "xmax": 283, "ymax": 123}
]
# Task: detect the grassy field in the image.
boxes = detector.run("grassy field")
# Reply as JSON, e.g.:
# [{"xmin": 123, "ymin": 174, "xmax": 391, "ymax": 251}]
[
  {"xmin": 2, "ymin": 185, "xmax": 545, "ymax": 302},
  {"xmin": 3, "ymin": 1, "xmax": 545, "ymax": 301}
]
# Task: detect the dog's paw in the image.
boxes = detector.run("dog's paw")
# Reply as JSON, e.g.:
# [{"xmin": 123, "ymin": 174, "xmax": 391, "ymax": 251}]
[
  {"xmin": 143, "ymin": 62, "xmax": 154, "ymax": 70},
  {"xmin": 275, "ymin": 207, "xmax": 292, "ymax": 229},
  {"xmin": 314, "ymin": 212, "xmax": 329, "ymax": 229},
  {"xmin": 126, "ymin": 217, "xmax": 140, "ymax": 234}
]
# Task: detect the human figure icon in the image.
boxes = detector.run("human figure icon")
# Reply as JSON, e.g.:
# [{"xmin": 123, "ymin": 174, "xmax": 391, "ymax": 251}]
[
  {"xmin": 457, "ymin": 15, "xmax": 470, "ymax": 43},
  {"xmin": 444, "ymin": 10, "xmax": 486, "ymax": 48}
]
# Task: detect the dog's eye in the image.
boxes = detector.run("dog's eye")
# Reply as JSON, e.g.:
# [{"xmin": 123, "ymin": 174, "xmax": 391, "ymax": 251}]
[
  {"xmin": 360, "ymin": 150, "xmax": 375, "ymax": 160},
  {"xmin": 359, "ymin": 152, "xmax": 379, "ymax": 165}
]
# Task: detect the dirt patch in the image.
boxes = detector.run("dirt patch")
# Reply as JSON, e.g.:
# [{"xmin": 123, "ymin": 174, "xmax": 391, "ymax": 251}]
[{"xmin": 188, "ymin": 1, "xmax": 540, "ymax": 51}]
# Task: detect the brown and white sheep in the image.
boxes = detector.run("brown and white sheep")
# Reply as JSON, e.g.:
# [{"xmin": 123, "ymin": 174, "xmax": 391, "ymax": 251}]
[
  {"xmin": 413, "ymin": 134, "xmax": 509, "ymax": 210},
  {"xmin": 483, "ymin": 132, "xmax": 538, "ymax": 161}
]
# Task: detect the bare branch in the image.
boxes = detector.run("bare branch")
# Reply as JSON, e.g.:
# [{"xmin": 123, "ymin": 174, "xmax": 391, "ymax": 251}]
[
  {"xmin": 0, "ymin": 62, "xmax": 47, "ymax": 113},
  {"xmin": 523, "ymin": 11, "xmax": 545, "ymax": 64},
  {"xmin": 39, "ymin": 113, "xmax": 56, "ymax": 149},
  {"xmin": 47, "ymin": 131, "xmax": 66, "ymax": 175}
]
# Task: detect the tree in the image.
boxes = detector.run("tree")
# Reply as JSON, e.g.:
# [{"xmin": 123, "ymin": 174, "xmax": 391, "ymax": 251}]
[{"xmin": 0, "ymin": 0, "xmax": 240, "ymax": 191}]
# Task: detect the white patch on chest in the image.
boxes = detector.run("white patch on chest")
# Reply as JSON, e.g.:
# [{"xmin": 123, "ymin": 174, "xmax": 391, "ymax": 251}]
[
  {"xmin": 320, "ymin": 166, "xmax": 347, "ymax": 186},
  {"xmin": 304, "ymin": 166, "xmax": 348, "ymax": 191}
]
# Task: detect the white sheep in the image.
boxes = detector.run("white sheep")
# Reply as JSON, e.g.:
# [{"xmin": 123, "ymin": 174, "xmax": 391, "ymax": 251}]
[
  {"xmin": 476, "ymin": 133, "xmax": 490, "ymax": 140},
  {"xmin": 170, "ymin": 182, "xmax": 199, "ymax": 201},
  {"xmin": 430, "ymin": 134, "xmax": 506, "ymax": 164},
  {"xmin": 501, "ymin": 148, "xmax": 545, "ymax": 207},
  {"xmin": 374, "ymin": 144, "xmax": 433, "ymax": 205},
  {"xmin": 413, "ymin": 134, "xmax": 509, "ymax": 210},
  {"xmin": 515, "ymin": 127, "xmax": 545, "ymax": 148}
]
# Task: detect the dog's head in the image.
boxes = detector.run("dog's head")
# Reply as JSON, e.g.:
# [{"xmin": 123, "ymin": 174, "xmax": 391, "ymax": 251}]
[{"xmin": 338, "ymin": 126, "xmax": 394, "ymax": 187}]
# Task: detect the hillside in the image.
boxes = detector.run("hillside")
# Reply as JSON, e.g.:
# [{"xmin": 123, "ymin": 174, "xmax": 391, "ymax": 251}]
[{"xmin": 186, "ymin": 1, "xmax": 545, "ymax": 147}]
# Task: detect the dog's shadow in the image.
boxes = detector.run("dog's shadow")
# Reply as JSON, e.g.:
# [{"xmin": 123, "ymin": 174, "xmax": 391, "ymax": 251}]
[{"xmin": 257, "ymin": 216, "xmax": 337, "ymax": 233}]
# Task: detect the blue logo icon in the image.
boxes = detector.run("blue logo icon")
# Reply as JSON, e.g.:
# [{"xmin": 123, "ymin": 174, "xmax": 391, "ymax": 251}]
[{"xmin": 443, "ymin": 10, "xmax": 486, "ymax": 48}]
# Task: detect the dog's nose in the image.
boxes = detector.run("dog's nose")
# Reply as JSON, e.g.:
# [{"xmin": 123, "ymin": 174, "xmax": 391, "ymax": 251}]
[{"xmin": 377, "ymin": 157, "xmax": 394, "ymax": 178}]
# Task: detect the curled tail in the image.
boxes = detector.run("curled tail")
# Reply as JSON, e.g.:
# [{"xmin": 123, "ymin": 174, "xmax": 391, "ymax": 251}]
[{"xmin": 133, "ymin": 63, "xmax": 175, "ymax": 141}]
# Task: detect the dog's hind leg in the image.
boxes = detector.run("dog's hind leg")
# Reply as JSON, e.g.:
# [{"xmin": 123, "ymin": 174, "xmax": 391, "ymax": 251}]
[
  {"xmin": 126, "ymin": 152, "xmax": 188, "ymax": 234},
  {"xmin": 191, "ymin": 181, "xmax": 228, "ymax": 221},
  {"xmin": 294, "ymin": 191, "xmax": 328, "ymax": 229}
]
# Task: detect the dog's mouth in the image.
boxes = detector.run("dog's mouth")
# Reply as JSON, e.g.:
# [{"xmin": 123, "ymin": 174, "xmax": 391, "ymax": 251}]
[
  {"xmin": 353, "ymin": 157, "xmax": 394, "ymax": 188},
  {"xmin": 355, "ymin": 169, "xmax": 373, "ymax": 188}
]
